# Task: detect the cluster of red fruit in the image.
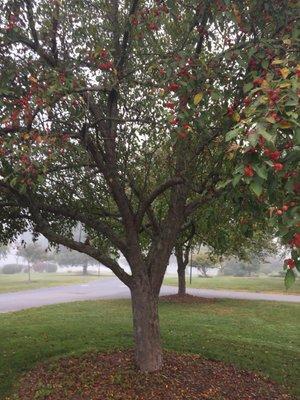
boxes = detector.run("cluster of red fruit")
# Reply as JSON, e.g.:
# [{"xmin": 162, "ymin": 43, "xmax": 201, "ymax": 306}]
[
  {"xmin": 130, "ymin": 3, "xmax": 169, "ymax": 30},
  {"xmin": 98, "ymin": 49, "xmax": 114, "ymax": 71},
  {"xmin": 285, "ymin": 259, "xmax": 296, "ymax": 269},
  {"xmin": 6, "ymin": 14, "xmax": 18, "ymax": 31},
  {"xmin": 290, "ymin": 233, "xmax": 300, "ymax": 249},
  {"xmin": 275, "ymin": 204, "xmax": 289, "ymax": 216}
]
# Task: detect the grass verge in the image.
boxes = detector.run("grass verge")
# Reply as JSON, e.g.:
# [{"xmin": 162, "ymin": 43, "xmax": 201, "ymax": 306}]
[
  {"xmin": 0, "ymin": 272, "xmax": 109, "ymax": 294},
  {"xmin": 0, "ymin": 299, "xmax": 299, "ymax": 398},
  {"xmin": 164, "ymin": 275, "xmax": 300, "ymax": 294}
]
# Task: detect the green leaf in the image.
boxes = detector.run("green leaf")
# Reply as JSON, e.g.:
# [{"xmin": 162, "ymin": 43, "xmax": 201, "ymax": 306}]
[
  {"xmin": 250, "ymin": 180, "xmax": 263, "ymax": 197},
  {"xmin": 248, "ymin": 132, "xmax": 259, "ymax": 147},
  {"xmin": 225, "ymin": 127, "xmax": 241, "ymax": 141},
  {"xmin": 284, "ymin": 269, "xmax": 296, "ymax": 290},
  {"xmin": 19, "ymin": 184, "xmax": 27, "ymax": 194},
  {"xmin": 259, "ymin": 128, "xmax": 273, "ymax": 142},
  {"xmin": 216, "ymin": 179, "xmax": 231, "ymax": 189},
  {"xmin": 9, "ymin": 177, "xmax": 18, "ymax": 187},
  {"xmin": 243, "ymin": 82, "xmax": 253, "ymax": 93},
  {"xmin": 232, "ymin": 174, "xmax": 242, "ymax": 187},
  {"xmin": 253, "ymin": 164, "xmax": 268, "ymax": 180},
  {"xmin": 294, "ymin": 128, "xmax": 300, "ymax": 145}
]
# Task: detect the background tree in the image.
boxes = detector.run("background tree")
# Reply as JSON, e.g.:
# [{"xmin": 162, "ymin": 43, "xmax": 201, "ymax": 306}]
[
  {"xmin": 55, "ymin": 246, "xmax": 96, "ymax": 275},
  {"xmin": 17, "ymin": 242, "xmax": 53, "ymax": 279},
  {"xmin": 192, "ymin": 251, "xmax": 221, "ymax": 278},
  {"xmin": 0, "ymin": 0, "xmax": 297, "ymax": 372},
  {"xmin": 175, "ymin": 189, "xmax": 276, "ymax": 294}
]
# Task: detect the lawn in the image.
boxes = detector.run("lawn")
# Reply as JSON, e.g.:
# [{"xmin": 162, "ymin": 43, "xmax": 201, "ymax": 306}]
[
  {"xmin": 0, "ymin": 299, "xmax": 299, "ymax": 399},
  {"xmin": 0, "ymin": 272, "xmax": 108, "ymax": 294},
  {"xmin": 164, "ymin": 275, "xmax": 300, "ymax": 294}
]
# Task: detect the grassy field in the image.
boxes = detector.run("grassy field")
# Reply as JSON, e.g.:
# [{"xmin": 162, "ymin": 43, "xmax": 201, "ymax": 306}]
[
  {"xmin": 0, "ymin": 299, "xmax": 299, "ymax": 399},
  {"xmin": 164, "ymin": 275, "xmax": 300, "ymax": 294},
  {"xmin": 0, "ymin": 272, "xmax": 107, "ymax": 294}
]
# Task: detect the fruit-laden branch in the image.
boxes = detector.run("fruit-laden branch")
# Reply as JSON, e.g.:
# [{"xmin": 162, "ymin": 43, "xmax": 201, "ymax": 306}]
[{"xmin": 117, "ymin": 0, "xmax": 141, "ymax": 70}]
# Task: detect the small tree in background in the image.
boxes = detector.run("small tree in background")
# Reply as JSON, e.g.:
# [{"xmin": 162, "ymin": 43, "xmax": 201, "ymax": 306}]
[
  {"xmin": 55, "ymin": 246, "xmax": 96, "ymax": 275},
  {"xmin": 192, "ymin": 252, "xmax": 221, "ymax": 278},
  {"xmin": 17, "ymin": 242, "xmax": 54, "ymax": 280}
]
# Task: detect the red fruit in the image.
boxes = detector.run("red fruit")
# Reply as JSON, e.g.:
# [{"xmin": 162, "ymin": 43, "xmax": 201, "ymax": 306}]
[
  {"xmin": 285, "ymin": 259, "xmax": 296, "ymax": 268},
  {"xmin": 167, "ymin": 82, "xmax": 180, "ymax": 92},
  {"xmin": 243, "ymin": 97, "xmax": 251, "ymax": 106},
  {"xmin": 159, "ymin": 68, "xmax": 165, "ymax": 76},
  {"xmin": 267, "ymin": 112, "xmax": 281, "ymax": 122},
  {"xmin": 182, "ymin": 123, "xmax": 191, "ymax": 130},
  {"xmin": 293, "ymin": 182, "xmax": 300, "ymax": 194},
  {"xmin": 248, "ymin": 58, "xmax": 257, "ymax": 70},
  {"xmin": 178, "ymin": 131, "xmax": 188, "ymax": 139},
  {"xmin": 267, "ymin": 89, "xmax": 280, "ymax": 104},
  {"xmin": 272, "ymin": 162, "xmax": 284, "ymax": 171},
  {"xmin": 292, "ymin": 233, "xmax": 300, "ymax": 248},
  {"xmin": 148, "ymin": 22, "xmax": 158, "ymax": 31},
  {"xmin": 165, "ymin": 101, "xmax": 175, "ymax": 109},
  {"xmin": 20, "ymin": 154, "xmax": 30, "ymax": 165},
  {"xmin": 131, "ymin": 17, "xmax": 139, "ymax": 26},
  {"xmin": 99, "ymin": 61, "xmax": 113, "ymax": 71},
  {"xmin": 276, "ymin": 209, "xmax": 283, "ymax": 216},
  {"xmin": 244, "ymin": 165, "xmax": 254, "ymax": 177},
  {"xmin": 227, "ymin": 106, "xmax": 234, "ymax": 116},
  {"xmin": 253, "ymin": 77, "xmax": 264, "ymax": 86},
  {"xmin": 100, "ymin": 49, "xmax": 109, "ymax": 58},
  {"xmin": 178, "ymin": 68, "xmax": 190, "ymax": 78},
  {"xmin": 285, "ymin": 141, "xmax": 293, "ymax": 149},
  {"xmin": 282, "ymin": 205, "xmax": 289, "ymax": 211},
  {"xmin": 269, "ymin": 150, "xmax": 281, "ymax": 161},
  {"xmin": 258, "ymin": 136, "xmax": 265, "ymax": 147},
  {"xmin": 170, "ymin": 118, "xmax": 179, "ymax": 125}
]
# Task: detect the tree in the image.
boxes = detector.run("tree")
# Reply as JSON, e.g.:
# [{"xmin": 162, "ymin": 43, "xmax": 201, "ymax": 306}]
[
  {"xmin": 192, "ymin": 251, "xmax": 221, "ymax": 278},
  {"xmin": 55, "ymin": 245, "xmax": 95, "ymax": 275},
  {"xmin": 17, "ymin": 242, "xmax": 53, "ymax": 279},
  {"xmin": 0, "ymin": 0, "xmax": 297, "ymax": 371},
  {"xmin": 17, "ymin": 242, "xmax": 51, "ymax": 264},
  {"xmin": 174, "ymin": 189, "xmax": 276, "ymax": 294}
]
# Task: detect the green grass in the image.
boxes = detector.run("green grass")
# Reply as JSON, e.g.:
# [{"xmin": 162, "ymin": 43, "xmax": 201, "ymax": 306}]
[
  {"xmin": 164, "ymin": 275, "xmax": 300, "ymax": 294},
  {"xmin": 0, "ymin": 272, "xmax": 108, "ymax": 294},
  {"xmin": 0, "ymin": 299, "xmax": 299, "ymax": 399}
]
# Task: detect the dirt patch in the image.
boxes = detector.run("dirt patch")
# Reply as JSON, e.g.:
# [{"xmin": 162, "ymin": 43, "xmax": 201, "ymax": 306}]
[
  {"xmin": 12, "ymin": 350, "xmax": 294, "ymax": 400},
  {"xmin": 160, "ymin": 294, "xmax": 215, "ymax": 304}
]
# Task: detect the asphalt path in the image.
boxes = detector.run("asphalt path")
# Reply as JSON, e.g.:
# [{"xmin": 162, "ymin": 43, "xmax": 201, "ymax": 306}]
[{"xmin": 0, "ymin": 278, "xmax": 299, "ymax": 313}]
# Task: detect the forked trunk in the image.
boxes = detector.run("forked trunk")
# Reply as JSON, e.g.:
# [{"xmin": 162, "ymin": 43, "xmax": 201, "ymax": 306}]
[
  {"xmin": 131, "ymin": 282, "xmax": 162, "ymax": 372},
  {"xmin": 177, "ymin": 267, "xmax": 186, "ymax": 295}
]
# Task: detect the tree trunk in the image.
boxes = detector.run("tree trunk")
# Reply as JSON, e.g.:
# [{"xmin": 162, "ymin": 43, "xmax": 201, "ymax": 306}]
[
  {"xmin": 177, "ymin": 267, "xmax": 186, "ymax": 295},
  {"xmin": 82, "ymin": 263, "xmax": 88, "ymax": 275},
  {"xmin": 131, "ymin": 282, "xmax": 162, "ymax": 372}
]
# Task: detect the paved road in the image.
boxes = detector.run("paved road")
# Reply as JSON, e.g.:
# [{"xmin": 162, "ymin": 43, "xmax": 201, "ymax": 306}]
[{"xmin": 0, "ymin": 278, "xmax": 299, "ymax": 313}]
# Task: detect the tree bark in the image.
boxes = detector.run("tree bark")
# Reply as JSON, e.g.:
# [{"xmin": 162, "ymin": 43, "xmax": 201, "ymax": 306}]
[
  {"xmin": 177, "ymin": 266, "xmax": 186, "ymax": 295},
  {"xmin": 131, "ymin": 281, "xmax": 162, "ymax": 372}
]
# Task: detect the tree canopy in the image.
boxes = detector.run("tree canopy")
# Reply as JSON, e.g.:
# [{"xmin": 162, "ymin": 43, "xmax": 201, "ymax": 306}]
[{"xmin": 0, "ymin": 0, "xmax": 298, "ymax": 371}]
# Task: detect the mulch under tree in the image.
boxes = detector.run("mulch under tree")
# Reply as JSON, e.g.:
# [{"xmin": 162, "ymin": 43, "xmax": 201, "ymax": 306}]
[{"xmin": 14, "ymin": 350, "xmax": 294, "ymax": 400}]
